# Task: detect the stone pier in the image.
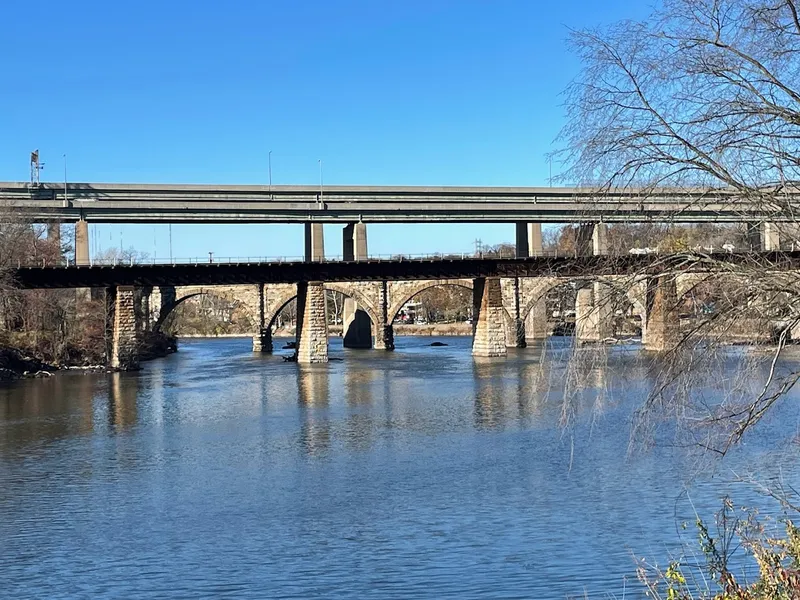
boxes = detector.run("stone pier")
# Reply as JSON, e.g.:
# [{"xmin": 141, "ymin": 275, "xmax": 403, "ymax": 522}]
[
  {"xmin": 296, "ymin": 282, "xmax": 329, "ymax": 363},
  {"xmin": 253, "ymin": 283, "xmax": 273, "ymax": 352},
  {"xmin": 575, "ymin": 283, "xmax": 613, "ymax": 344},
  {"xmin": 342, "ymin": 223, "xmax": 372, "ymax": 348},
  {"xmin": 375, "ymin": 280, "xmax": 395, "ymax": 351},
  {"xmin": 644, "ymin": 275, "xmax": 680, "ymax": 352},
  {"xmin": 109, "ymin": 286, "xmax": 140, "ymax": 370},
  {"xmin": 472, "ymin": 277, "xmax": 507, "ymax": 357}
]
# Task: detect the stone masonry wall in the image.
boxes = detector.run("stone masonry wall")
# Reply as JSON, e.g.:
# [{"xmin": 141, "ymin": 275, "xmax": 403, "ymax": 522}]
[
  {"xmin": 296, "ymin": 282, "xmax": 329, "ymax": 363},
  {"xmin": 111, "ymin": 286, "xmax": 140, "ymax": 370}
]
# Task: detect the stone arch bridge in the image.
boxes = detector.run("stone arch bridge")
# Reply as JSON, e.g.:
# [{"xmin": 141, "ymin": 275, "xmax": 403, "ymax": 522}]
[{"xmin": 136, "ymin": 276, "xmax": 657, "ymax": 364}]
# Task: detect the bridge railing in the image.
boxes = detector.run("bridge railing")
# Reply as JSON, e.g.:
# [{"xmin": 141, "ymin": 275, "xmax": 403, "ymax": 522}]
[{"xmin": 16, "ymin": 248, "xmax": 569, "ymax": 267}]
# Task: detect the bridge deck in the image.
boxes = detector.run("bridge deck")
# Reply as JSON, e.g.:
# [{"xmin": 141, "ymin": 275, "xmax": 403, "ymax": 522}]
[
  {"xmin": 2, "ymin": 182, "xmax": 796, "ymax": 223},
  {"xmin": 9, "ymin": 253, "xmax": 797, "ymax": 289}
]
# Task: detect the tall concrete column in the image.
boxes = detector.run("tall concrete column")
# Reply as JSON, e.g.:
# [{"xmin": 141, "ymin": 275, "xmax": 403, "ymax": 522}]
[
  {"xmin": 296, "ymin": 281, "xmax": 329, "ymax": 363},
  {"xmin": 47, "ymin": 222, "xmax": 61, "ymax": 262},
  {"xmin": 342, "ymin": 222, "xmax": 372, "ymax": 349},
  {"xmin": 109, "ymin": 286, "xmax": 140, "ymax": 370},
  {"xmin": 75, "ymin": 219, "xmax": 90, "ymax": 266},
  {"xmin": 515, "ymin": 223, "xmax": 543, "ymax": 258},
  {"xmin": 304, "ymin": 223, "xmax": 325, "ymax": 263},
  {"xmin": 746, "ymin": 222, "xmax": 781, "ymax": 251},
  {"xmin": 645, "ymin": 276, "xmax": 680, "ymax": 352},
  {"xmin": 472, "ymin": 277, "xmax": 507, "ymax": 357},
  {"xmin": 75, "ymin": 219, "xmax": 91, "ymax": 302},
  {"xmin": 593, "ymin": 223, "xmax": 609, "ymax": 256},
  {"xmin": 253, "ymin": 283, "xmax": 273, "ymax": 352}
]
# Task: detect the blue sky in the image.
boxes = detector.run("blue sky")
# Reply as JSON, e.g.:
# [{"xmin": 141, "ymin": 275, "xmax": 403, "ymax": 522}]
[{"xmin": 1, "ymin": 0, "xmax": 648, "ymax": 259}]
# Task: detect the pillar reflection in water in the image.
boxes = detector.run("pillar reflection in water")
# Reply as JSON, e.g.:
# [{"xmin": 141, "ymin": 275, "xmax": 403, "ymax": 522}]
[
  {"xmin": 297, "ymin": 366, "xmax": 331, "ymax": 457},
  {"xmin": 108, "ymin": 372, "xmax": 139, "ymax": 431},
  {"xmin": 343, "ymin": 368, "xmax": 377, "ymax": 451}
]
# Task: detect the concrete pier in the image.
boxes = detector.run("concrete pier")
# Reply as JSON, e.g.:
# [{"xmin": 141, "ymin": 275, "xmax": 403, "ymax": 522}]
[
  {"xmin": 296, "ymin": 282, "xmax": 329, "ymax": 363},
  {"xmin": 304, "ymin": 223, "xmax": 325, "ymax": 262},
  {"xmin": 472, "ymin": 277, "xmax": 507, "ymax": 357},
  {"xmin": 515, "ymin": 222, "xmax": 543, "ymax": 258},
  {"xmin": 342, "ymin": 223, "xmax": 372, "ymax": 348}
]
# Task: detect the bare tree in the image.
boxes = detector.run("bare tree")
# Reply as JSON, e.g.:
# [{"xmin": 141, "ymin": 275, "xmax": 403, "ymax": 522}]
[{"xmin": 555, "ymin": 0, "xmax": 800, "ymax": 457}]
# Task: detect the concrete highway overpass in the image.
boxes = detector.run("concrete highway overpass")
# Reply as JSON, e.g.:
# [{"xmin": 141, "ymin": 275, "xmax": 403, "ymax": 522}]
[{"xmin": 1, "ymin": 182, "xmax": 797, "ymax": 223}]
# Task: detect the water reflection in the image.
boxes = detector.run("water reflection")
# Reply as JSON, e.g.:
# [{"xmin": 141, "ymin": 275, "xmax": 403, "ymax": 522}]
[
  {"xmin": 108, "ymin": 373, "xmax": 139, "ymax": 431},
  {"xmin": 0, "ymin": 337, "xmax": 798, "ymax": 600},
  {"xmin": 297, "ymin": 365, "xmax": 331, "ymax": 457}
]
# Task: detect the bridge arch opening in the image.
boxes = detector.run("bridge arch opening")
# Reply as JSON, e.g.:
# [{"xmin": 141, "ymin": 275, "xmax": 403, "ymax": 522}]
[
  {"xmin": 519, "ymin": 278, "xmax": 646, "ymax": 340},
  {"xmin": 157, "ymin": 290, "xmax": 258, "ymax": 337},
  {"xmin": 388, "ymin": 281, "xmax": 517, "ymax": 345}
]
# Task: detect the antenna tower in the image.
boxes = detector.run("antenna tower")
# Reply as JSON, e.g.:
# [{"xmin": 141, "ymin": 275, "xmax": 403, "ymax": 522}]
[{"xmin": 30, "ymin": 150, "xmax": 44, "ymax": 185}]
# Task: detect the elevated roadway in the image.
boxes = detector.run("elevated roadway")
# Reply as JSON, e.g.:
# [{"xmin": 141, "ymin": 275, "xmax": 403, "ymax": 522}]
[{"xmin": 1, "ymin": 182, "xmax": 796, "ymax": 223}]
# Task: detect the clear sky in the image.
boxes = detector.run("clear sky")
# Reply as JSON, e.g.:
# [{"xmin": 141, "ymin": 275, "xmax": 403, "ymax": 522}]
[{"xmin": 1, "ymin": 0, "xmax": 648, "ymax": 260}]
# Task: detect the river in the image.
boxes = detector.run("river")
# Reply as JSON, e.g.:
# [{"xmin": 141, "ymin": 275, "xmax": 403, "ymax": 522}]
[{"xmin": 1, "ymin": 336, "xmax": 799, "ymax": 599}]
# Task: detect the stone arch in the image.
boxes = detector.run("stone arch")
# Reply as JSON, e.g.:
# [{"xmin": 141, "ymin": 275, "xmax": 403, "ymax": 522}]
[
  {"xmin": 387, "ymin": 279, "xmax": 517, "ymax": 343},
  {"xmin": 263, "ymin": 284, "xmax": 382, "ymax": 334},
  {"xmin": 154, "ymin": 287, "xmax": 262, "ymax": 334},
  {"xmin": 387, "ymin": 279, "xmax": 474, "ymax": 325},
  {"xmin": 518, "ymin": 276, "xmax": 648, "ymax": 338},
  {"xmin": 324, "ymin": 282, "xmax": 380, "ymax": 326},
  {"xmin": 153, "ymin": 292, "xmax": 204, "ymax": 332}
]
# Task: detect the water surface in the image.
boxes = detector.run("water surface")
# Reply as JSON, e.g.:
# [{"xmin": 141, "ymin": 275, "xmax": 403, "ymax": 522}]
[{"xmin": 1, "ymin": 337, "xmax": 799, "ymax": 599}]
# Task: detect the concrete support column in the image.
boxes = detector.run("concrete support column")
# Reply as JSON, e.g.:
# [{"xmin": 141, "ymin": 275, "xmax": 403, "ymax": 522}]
[
  {"xmin": 472, "ymin": 277, "xmax": 508, "ymax": 358},
  {"xmin": 645, "ymin": 276, "xmax": 680, "ymax": 352},
  {"xmin": 764, "ymin": 223, "xmax": 780, "ymax": 251},
  {"xmin": 304, "ymin": 223, "xmax": 325, "ymax": 263},
  {"xmin": 296, "ymin": 281, "xmax": 329, "ymax": 363},
  {"xmin": 253, "ymin": 283, "xmax": 273, "ymax": 352},
  {"xmin": 746, "ymin": 222, "xmax": 781, "ymax": 252},
  {"xmin": 515, "ymin": 223, "xmax": 543, "ymax": 258},
  {"xmin": 342, "ymin": 222, "xmax": 372, "ymax": 349},
  {"xmin": 75, "ymin": 219, "xmax": 91, "ymax": 302},
  {"xmin": 109, "ymin": 286, "xmax": 140, "ymax": 370},
  {"xmin": 593, "ymin": 223, "xmax": 609, "ymax": 256},
  {"xmin": 47, "ymin": 222, "xmax": 61, "ymax": 262},
  {"xmin": 75, "ymin": 219, "xmax": 89, "ymax": 266},
  {"xmin": 343, "ymin": 222, "xmax": 367, "ymax": 262},
  {"xmin": 576, "ymin": 224, "xmax": 594, "ymax": 256}
]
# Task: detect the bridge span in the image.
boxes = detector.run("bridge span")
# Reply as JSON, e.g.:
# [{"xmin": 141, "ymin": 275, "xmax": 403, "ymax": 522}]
[
  {"xmin": 11, "ymin": 252, "xmax": 795, "ymax": 369},
  {"xmin": 3, "ymin": 181, "xmax": 798, "ymax": 223}
]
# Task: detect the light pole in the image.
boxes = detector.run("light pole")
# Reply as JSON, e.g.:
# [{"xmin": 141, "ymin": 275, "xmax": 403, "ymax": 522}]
[
  {"xmin": 268, "ymin": 150, "xmax": 273, "ymax": 198},
  {"xmin": 63, "ymin": 154, "xmax": 67, "ymax": 205},
  {"xmin": 318, "ymin": 159, "xmax": 323, "ymax": 205}
]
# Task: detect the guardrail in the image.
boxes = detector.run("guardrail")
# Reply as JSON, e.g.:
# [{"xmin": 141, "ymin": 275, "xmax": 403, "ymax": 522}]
[{"xmin": 15, "ymin": 249, "xmax": 570, "ymax": 268}]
